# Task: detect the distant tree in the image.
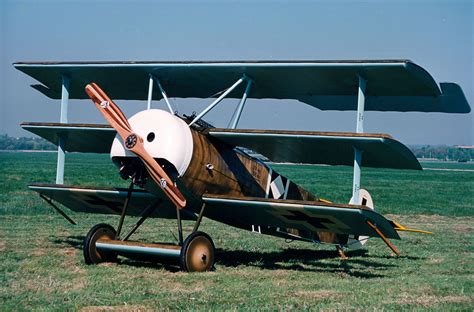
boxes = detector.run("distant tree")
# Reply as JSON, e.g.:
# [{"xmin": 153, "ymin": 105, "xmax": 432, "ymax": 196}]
[
  {"xmin": 409, "ymin": 145, "xmax": 473, "ymax": 161},
  {"xmin": 0, "ymin": 134, "xmax": 56, "ymax": 151}
]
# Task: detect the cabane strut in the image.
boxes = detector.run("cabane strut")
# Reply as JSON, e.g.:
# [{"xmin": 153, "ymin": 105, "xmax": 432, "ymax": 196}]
[{"xmin": 189, "ymin": 75, "xmax": 251, "ymax": 127}]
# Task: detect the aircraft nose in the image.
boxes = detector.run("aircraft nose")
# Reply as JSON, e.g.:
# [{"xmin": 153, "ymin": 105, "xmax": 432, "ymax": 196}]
[{"xmin": 110, "ymin": 109, "xmax": 194, "ymax": 177}]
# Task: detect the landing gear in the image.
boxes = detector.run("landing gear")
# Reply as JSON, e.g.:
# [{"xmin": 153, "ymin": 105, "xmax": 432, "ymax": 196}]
[
  {"xmin": 82, "ymin": 199, "xmax": 215, "ymax": 272},
  {"xmin": 83, "ymin": 223, "xmax": 118, "ymax": 264},
  {"xmin": 180, "ymin": 231, "xmax": 215, "ymax": 272}
]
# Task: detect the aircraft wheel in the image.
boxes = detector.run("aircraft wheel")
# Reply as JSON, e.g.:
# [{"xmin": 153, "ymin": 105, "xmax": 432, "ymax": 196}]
[
  {"xmin": 180, "ymin": 231, "xmax": 215, "ymax": 272},
  {"xmin": 83, "ymin": 223, "xmax": 118, "ymax": 264}
]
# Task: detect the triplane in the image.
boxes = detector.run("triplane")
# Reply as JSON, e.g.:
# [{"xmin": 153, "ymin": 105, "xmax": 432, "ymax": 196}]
[{"xmin": 15, "ymin": 60, "xmax": 470, "ymax": 271}]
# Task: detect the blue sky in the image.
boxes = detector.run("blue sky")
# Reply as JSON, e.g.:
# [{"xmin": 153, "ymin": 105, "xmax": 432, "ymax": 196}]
[{"xmin": 1, "ymin": 0, "xmax": 472, "ymax": 145}]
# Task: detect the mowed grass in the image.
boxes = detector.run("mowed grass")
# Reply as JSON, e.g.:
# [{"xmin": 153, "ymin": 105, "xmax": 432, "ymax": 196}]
[
  {"xmin": 0, "ymin": 152, "xmax": 473, "ymax": 310},
  {"xmin": 419, "ymin": 161, "xmax": 474, "ymax": 170}
]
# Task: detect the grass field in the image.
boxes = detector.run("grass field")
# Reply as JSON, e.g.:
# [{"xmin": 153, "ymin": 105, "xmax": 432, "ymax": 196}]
[{"xmin": 0, "ymin": 152, "xmax": 473, "ymax": 310}]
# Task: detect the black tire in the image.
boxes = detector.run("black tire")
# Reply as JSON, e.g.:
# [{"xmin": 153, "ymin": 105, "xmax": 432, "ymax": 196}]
[
  {"xmin": 180, "ymin": 231, "xmax": 215, "ymax": 272},
  {"xmin": 83, "ymin": 223, "xmax": 118, "ymax": 265}
]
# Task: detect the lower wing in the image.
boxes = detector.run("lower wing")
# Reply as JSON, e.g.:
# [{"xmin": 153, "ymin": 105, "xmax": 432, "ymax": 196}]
[
  {"xmin": 202, "ymin": 194, "xmax": 400, "ymax": 239},
  {"xmin": 29, "ymin": 183, "xmax": 196, "ymax": 220}
]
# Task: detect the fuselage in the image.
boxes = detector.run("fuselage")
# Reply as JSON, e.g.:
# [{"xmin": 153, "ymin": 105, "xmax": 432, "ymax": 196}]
[{"xmin": 110, "ymin": 109, "xmax": 344, "ymax": 245}]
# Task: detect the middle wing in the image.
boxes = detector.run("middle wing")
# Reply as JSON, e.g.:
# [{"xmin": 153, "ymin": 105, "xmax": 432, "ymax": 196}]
[
  {"xmin": 21, "ymin": 123, "xmax": 421, "ymax": 170},
  {"xmin": 207, "ymin": 128, "xmax": 421, "ymax": 170},
  {"xmin": 22, "ymin": 122, "xmax": 115, "ymax": 153}
]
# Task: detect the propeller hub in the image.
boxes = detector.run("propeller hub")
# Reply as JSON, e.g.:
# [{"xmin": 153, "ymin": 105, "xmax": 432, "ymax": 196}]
[{"xmin": 125, "ymin": 134, "xmax": 138, "ymax": 149}]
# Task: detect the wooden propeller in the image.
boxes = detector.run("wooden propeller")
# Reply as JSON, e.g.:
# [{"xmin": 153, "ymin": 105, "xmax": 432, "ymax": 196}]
[{"xmin": 85, "ymin": 83, "xmax": 186, "ymax": 209}]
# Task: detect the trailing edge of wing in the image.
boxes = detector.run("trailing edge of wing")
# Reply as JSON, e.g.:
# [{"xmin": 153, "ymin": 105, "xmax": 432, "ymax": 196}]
[
  {"xmin": 14, "ymin": 60, "xmax": 470, "ymax": 113},
  {"xmin": 21, "ymin": 122, "xmax": 115, "ymax": 153},
  {"xmin": 207, "ymin": 129, "xmax": 422, "ymax": 170},
  {"xmin": 202, "ymin": 194, "xmax": 400, "ymax": 239},
  {"xmin": 29, "ymin": 183, "xmax": 196, "ymax": 220}
]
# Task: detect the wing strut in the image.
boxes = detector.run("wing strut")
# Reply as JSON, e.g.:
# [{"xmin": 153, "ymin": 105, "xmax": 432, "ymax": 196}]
[
  {"xmin": 351, "ymin": 75, "xmax": 366, "ymax": 204},
  {"xmin": 366, "ymin": 220, "xmax": 400, "ymax": 256},
  {"xmin": 56, "ymin": 74, "xmax": 70, "ymax": 184},
  {"xmin": 39, "ymin": 194, "xmax": 76, "ymax": 225}
]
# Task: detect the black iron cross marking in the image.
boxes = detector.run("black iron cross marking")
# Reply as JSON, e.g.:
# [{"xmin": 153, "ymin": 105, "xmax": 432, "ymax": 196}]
[
  {"xmin": 282, "ymin": 211, "xmax": 334, "ymax": 230},
  {"xmin": 83, "ymin": 196, "xmax": 125, "ymax": 213}
]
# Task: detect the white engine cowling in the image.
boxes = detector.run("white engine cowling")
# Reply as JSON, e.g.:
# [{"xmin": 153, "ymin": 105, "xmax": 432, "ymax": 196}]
[
  {"xmin": 347, "ymin": 189, "xmax": 374, "ymax": 250},
  {"xmin": 110, "ymin": 109, "xmax": 193, "ymax": 177}
]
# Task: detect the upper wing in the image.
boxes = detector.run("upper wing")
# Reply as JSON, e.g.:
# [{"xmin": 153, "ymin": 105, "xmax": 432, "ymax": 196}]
[
  {"xmin": 30, "ymin": 183, "xmax": 196, "ymax": 220},
  {"xmin": 202, "ymin": 194, "xmax": 400, "ymax": 239},
  {"xmin": 207, "ymin": 129, "xmax": 421, "ymax": 170},
  {"xmin": 14, "ymin": 60, "xmax": 470, "ymax": 113}
]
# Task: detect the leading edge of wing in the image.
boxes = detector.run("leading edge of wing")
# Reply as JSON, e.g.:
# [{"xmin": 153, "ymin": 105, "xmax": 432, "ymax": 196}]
[
  {"xmin": 202, "ymin": 194, "xmax": 400, "ymax": 239},
  {"xmin": 206, "ymin": 129, "xmax": 422, "ymax": 170}
]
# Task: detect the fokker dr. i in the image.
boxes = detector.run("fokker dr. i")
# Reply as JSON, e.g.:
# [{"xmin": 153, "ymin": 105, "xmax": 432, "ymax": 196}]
[{"xmin": 15, "ymin": 60, "xmax": 470, "ymax": 271}]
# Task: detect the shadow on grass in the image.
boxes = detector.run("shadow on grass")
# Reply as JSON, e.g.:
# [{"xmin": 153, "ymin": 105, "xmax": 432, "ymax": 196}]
[
  {"xmin": 215, "ymin": 248, "xmax": 398, "ymax": 278},
  {"xmin": 118, "ymin": 259, "xmax": 182, "ymax": 272},
  {"xmin": 51, "ymin": 234, "xmax": 406, "ymax": 278},
  {"xmin": 51, "ymin": 235, "xmax": 84, "ymax": 249}
]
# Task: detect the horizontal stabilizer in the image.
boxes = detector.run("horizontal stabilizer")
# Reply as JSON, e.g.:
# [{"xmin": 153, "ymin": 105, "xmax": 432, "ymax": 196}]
[
  {"xmin": 22, "ymin": 122, "xmax": 115, "ymax": 153},
  {"xmin": 29, "ymin": 183, "xmax": 196, "ymax": 220},
  {"xmin": 202, "ymin": 194, "xmax": 400, "ymax": 239},
  {"xmin": 207, "ymin": 129, "xmax": 421, "ymax": 170},
  {"xmin": 14, "ymin": 60, "xmax": 470, "ymax": 113}
]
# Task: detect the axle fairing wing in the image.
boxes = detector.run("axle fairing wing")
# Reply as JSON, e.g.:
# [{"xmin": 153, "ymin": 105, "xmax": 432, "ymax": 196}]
[
  {"xmin": 202, "ymin": 194, "xmax": 400, "ymax": 239},
  {"xmin": 14, "ymin": 60, "xmax": 470, "ymax": 113}
]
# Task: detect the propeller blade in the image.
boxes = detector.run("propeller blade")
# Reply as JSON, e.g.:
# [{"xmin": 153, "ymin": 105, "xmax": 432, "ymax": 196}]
[
  {"xmin": 128, "ymin": 140, "xmax": 187, "ymax": 208},
  {"xmin": 85, "ymin": 83, "xmax": 187, "ymax": 209},
  {"xmin": 85, "ymin": 83, "xmax": 132, "ymax": 140}
]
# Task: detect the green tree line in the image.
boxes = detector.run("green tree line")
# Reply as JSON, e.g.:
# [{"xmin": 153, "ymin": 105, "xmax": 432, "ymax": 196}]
[
  {"xmin": 411, "ymin": 145, "xmax": 473, "ymax": 162},
  {"xmin": 0, "ymin": 134, "xmax": 56, "ymax": 151}
]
